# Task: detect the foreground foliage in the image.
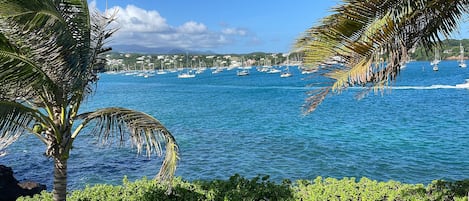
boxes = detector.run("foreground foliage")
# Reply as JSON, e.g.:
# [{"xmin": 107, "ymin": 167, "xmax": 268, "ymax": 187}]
[
  {"xmin": 18, "ymin": 174, "xmax": 469, "ymax": 201},
  {"xmin": 0, "ymin": 1, "xmax": 179, "ymax": 200},
  {"xmin": 295, "ymin": 0, "xmax": 469, "ymax": 113}
]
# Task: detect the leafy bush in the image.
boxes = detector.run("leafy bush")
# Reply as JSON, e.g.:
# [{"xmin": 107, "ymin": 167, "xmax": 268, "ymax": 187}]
[
  {"xmin": 425, "ymin": 179, "xmax": 469, "ymax": 201},
  {"xmin": 293, "ymin": 176, "xmax": 427, "ymax": 200},
  {"xmin": 17, "ymin": 175, "xmax": 468, "ymax": 201},
  {"xmin": 194, "ymin": 174, "xmax": 293, "ymax": 201}
]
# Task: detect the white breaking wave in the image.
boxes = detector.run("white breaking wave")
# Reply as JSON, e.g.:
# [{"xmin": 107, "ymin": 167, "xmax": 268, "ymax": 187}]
[
  {"xmin": 390, "ymin": 79, "xmax": 469, "ymax": 90},
  {"xmin": 201, "ymin": 79, "xmax": 469, "ymax": 91}
]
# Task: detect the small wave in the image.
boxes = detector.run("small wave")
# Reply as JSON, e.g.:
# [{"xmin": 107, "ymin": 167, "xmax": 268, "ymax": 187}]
[
  {"xmin": 394, "ymin": 85, "xmax": 457, "ymax": 90},
  {"xmin": 394, "ymin": 79, "xmax": 469, "ymax": 90},
  {"xmin": 201, "ymin": 84, "xmax": 309, "ymax": 91},
  {"xmin": 455, "ymin": 79, "xmax": 469, "ymax": 89}
]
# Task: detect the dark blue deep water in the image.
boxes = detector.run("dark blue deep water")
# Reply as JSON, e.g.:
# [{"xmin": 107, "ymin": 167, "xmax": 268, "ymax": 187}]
[{"xmin": 2, "ymin": 61, "xmax": 469, "ymax": 190}]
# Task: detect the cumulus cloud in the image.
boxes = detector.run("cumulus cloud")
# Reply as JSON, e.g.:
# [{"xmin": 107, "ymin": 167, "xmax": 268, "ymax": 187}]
[
  {"xmin": 177, "ymin": 21, "xmax": 207, "ymax": 34},
  {"xmin": 222, "ymin": 28, "xmax": 247, "ymax": 36},
  {"xmin": 114, "ymin": 5, "xmax": 170, "ymax": 33},
  {"xmin": 90, "ymin": 2, "xmax": 251, "ymax": 51}
]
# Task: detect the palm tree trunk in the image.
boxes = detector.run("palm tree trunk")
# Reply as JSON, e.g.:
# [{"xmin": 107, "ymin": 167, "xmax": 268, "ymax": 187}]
[{"xmin": 52, "ymin": 158, "xmax": 68, "ymax": 201}]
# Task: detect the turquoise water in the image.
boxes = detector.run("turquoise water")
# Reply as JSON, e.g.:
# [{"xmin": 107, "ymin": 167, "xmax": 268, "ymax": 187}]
[{"xmin": 2, "ymin": 61, "xmax": 469, "ymax": 190}]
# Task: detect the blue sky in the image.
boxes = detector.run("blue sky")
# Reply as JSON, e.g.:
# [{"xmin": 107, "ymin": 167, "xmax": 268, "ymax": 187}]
[{"xmin": 89, "ymin": 0, "xmax": 469, "ymax": 54}]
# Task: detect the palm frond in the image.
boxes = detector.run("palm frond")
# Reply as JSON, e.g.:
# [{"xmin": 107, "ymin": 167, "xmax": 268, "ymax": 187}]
[
  {"xmin": 0, "ymin": 0, "xmax": 72, "ymax": 70},
  {"xmin": 56, "ymin": 0, "xmax": 93, "ymax": 75},
  {"xmin": 303, "ymin": 87, "xmax": 331, "ymax": 114},
  {"xmin": 68, "ymin": 9, "xmax": 116, "ymax": 109},
  {"xmin": 74, "ymin": 107, "xmax": 179, "ymax": 180},
  {"xmin": 296, "ymin": 0, "xmax": 468, "ymax": 113},
  {"xmin": 0, "ymin": 101, "xmax": 49, "ymax": 149},
  {"xmin": 0, "ymin": 131, "xmax": 19, "ymax": 155},
  {"xmin": 0, "ymin": 0, "xmax": 98, "ymax": 102},
  {"xmin": 0, "ymin": 44, "xmax": 60, "ymax": 102}
]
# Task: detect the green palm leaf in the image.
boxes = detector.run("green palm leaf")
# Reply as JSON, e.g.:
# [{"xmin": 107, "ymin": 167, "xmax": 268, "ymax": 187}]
[
  {"xmin": 0, "ymin": 1, "xmax": 155, "ymax": 200},
  {"xmin": 0, "ymin": 0, "xmax": 95, "ymax": 99},
  {"xmin": 296, "ymin": 0, "xmax": 468, "ymax": 113},
  {"xmin": 74, "ymin": 107, "xmax": 179, "ymax": 181},
  {"xmin": 71, "ymin": 10, "xmax": 116, "ymax": 99},
  {"xmin": 0, "ymin": 101, "xmax": 49, "ymax": 146},
  {"xmin": 0, "ymin": 38, "xmax": 59, "ymax": 102}
]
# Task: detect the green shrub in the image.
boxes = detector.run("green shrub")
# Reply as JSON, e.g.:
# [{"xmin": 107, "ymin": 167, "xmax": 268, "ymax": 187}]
[
  {"xmin": 293, "ymin": 176, "xmax": 430, "ymax": 201},
  {"xmin": 17, "ymin": 190, "xmax": 53, "ymax": 201},
  {"xmin": 194, "ymin": 174, "xmax": 294, "ymax": 201},
  {"xmin": 68, "ymin": 176, "xmax": 207, "ymax": 201},
  {"xmin": 17, "ymin": 175, "xmax": 469, "ymax": 201},
  {"xmin": 425, "ymin": 179, "xmax": 469, "ymax": 201}
]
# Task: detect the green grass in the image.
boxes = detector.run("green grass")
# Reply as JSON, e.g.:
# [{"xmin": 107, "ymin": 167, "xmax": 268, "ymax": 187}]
[{"xmin": 18, "ymin": 174, "xmax": 469, "ymax": 201}]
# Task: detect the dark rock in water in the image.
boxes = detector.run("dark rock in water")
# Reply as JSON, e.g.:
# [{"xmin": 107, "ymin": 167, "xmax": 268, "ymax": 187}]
[{"xmin": 0, "ymin": 165, "xmax": 46, "ymax": 201}]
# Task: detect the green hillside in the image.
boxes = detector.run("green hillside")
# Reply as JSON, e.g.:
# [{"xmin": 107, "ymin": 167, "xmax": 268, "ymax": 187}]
[{"xmin": 411, "ymin": 39, "xmax": 469, "ymax": 61}]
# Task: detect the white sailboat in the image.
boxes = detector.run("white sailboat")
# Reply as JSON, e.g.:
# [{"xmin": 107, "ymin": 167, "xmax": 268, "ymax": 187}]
[
  {"xmin": 156, "ymin": 65, "xmax": 167, "ymax": 75},
  {"xmin": 280, "ymin": 54, "xmax": 293, "ymax": 78},
  {"xmin": 432, "ymin": 63, "xmax": 439, "ymax": 71},
  {"xmin": 458, "ymin": 42, "xmax": 467, "ymax": 68},
  {"xmin": 178, "ymin": 53, "xmax": 196, "ymax": 78},
  {"xmin": 212, "ymin": 67, "xmax": 223, "ymax": 74},
  {"xmin": 236, "ymin": 57, "xmax": 249, "ymax": 76},
  {"xmin": 431, "ymin": 48, "xmax": 440, "ymax": 71},
  {"xmin": 280, "ymin": 67, "xmax": 292, "ymax": 78},
  {"xmin": 236, "ymin": 69, "xmax": 249, "ymax": 76},
  {"xmin": 266, "ymin": 68, "xmax": 281, "ymax": 74},
  {"xmin": 178, "ymin": 71, "xmax": 196, "ymax": 78}
]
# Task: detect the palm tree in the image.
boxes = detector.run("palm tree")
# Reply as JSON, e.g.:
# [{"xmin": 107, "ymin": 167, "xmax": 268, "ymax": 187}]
[
  {"xmin": 0, "ymin": 1, "xmax": 178, "ymax": 201},
  {"xmin": 295, "ymin": 0, "xmax": 468, "ymax": 113}
]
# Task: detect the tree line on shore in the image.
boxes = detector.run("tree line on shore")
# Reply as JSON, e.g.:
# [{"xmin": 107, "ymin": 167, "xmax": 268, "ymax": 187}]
[{"xmin": 102, "ymin": 38, "xmax": 468, "ymax": 72}]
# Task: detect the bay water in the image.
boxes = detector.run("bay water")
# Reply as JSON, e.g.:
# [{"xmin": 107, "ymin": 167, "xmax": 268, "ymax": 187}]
[{"xmin": 2, "ymin": 61, "xmax": 469, "ymax": 190}]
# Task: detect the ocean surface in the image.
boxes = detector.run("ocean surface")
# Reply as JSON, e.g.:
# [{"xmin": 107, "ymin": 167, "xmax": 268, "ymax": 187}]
[{"xmin": 2, "ymin": 61, "xmax": 469, "ymax": 190}]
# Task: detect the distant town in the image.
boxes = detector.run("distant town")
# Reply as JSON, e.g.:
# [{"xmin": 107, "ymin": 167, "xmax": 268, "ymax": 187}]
[
  {"xmin": 103, "ymin": 52, "xmax": 303, "ymax": 72},
  {"xmin": 103, "ymin": 39, "xmax": 469, "ymax": 73}
]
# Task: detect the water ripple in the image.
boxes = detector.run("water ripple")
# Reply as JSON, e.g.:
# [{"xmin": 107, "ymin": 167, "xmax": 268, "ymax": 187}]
[{"xmin": 2, "ymin": 62, "xmax": 469, "ymax": 190}]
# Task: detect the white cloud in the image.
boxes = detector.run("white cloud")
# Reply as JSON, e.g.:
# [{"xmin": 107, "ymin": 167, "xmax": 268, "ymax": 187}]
[
  {"xmin": 109, "ymin": 5, "xmax": 170, "ymax": 33},
  {"xmin": 89, "ymin": 0, "xmax": 97, "ymax": 10},
  {"xmin": 91, "ymin": 3, "xmax": 251, "ymax": 51},
  {"xmin": 177, "ymin": 21, "xmax": 208, "ymax": 34},
  {"xmin": 222, "ymin": 28, "xmax": 247, "ymax": 36}
]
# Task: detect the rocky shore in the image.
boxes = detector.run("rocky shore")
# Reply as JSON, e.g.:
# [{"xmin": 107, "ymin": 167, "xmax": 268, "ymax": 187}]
[{"xmin": 0, "ymin": 165, "xmax": 46, "ymax": 201}]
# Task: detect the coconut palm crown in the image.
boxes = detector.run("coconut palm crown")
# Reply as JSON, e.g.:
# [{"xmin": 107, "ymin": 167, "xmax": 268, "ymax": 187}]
[
  {"xmin": 0, "ymin": 1, "xmax": 178, "ymax": 200},
  {"xmin": 296, "ymin": 0, "xmax": 469, "ymax": 113}
]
